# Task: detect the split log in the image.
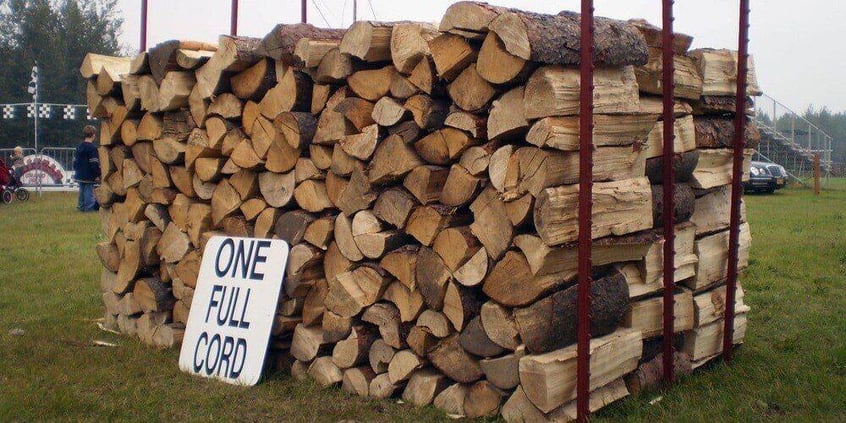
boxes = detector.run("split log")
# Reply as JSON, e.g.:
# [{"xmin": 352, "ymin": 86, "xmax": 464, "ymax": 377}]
[
  {"xmin": 404, "ymin": 94, "xmax": 449, "ymax": 130},
  {"xmin": 383, "ymin": 281, "xmax": 424, "ymax": 323},
  {"xmin": 390, "ymin": 22, "xmax": 438, "ymax": 74},
  {"xmin": 195, "ymin": 35, "xmax": 262, "ymax": 98},
  {"xmin": 315, "ymin": 48, "xmax": 355, "ymax": 83},
  {"xmin": 291, "ymin": 324, "xmax": 331, "ymax": 362},
  {"xmin": 464, "ymin": 380, "xmax": 505, "ymax": 418},
  {"xmin": 372, "ymin": 191, "xmax": 416, "ymax": 235},
  {"xmin": 230, "ymin": 58, "xmax": 276, "ymax": 101},
  {"xmin": 325, "ymin": 266, "xmax": 391, "ymax": 318},
  {"xmin": 333, "ymin": 325, "xmax": 378, "ymax": 369},
  {"xmin": 428, "ymin": 33, "xmax": 477, "ymax": 81},
  {"xmin": 623, "ymin": 290, "xmax": 694, "ymax": 338},
  {"xmin": 480, "ymin": 346, "xmax": 526, "ymax": 390},
  {"xmin": 369, "ymin": 338, "xmax": 396, "ymax": 374},
  {"xmin": 403, "ymin": 165, "xmax": 449, "ymax": 204},
  {"xmin": 260, "ymin": 69, "xmax": 312, "ymax": 118},
  {"xmin": 369, "ymin": 135, "xmax": 424, "ymax": 185},
  {"xmin": 407, "ymin": 205, "xmax": 469, "ymax": 247},
  {"xmin": 687, "ymin": 223, "xmax": 751, "ymax": 291},
  {"xmin": 694, "ymin": 116, "xmax": 761, "ymax": 150},
  {"xmin": 689, "ymin": 49, "xmax": 762, "ymax": 96},
  {"xmin": 434, "ymin": 383, "xmax": 469, "ymax": 416},
  {"xmin": 158, "ymin": 71, "xmax": 195, "ymax": 111},
  {"xmin": 470, "ymin": 187, "xmax": 513, "ymax": 260},
  {"xmin": 488, "ymin": 10, "xmax": 648, "ymax": 66},
  {"xmin": 448, "ymin": 64, "xmax": 497, "ymax": 113},
  {"xmin": 480, "ymin": 301, "xmax": 521, "ymax": 350},
  {"xmin": 308, "ymin": 356, "xmax": 343, "ymax": 387},
  {"xmin": 519, "ymin": 329, "xmax": 642, "ymax": 413},
  {"xmin": 133, "ymin": 278, "xmax": 175, "ymax": 313},
  {"xmin": 514, "ymin": 271, "xmax": 629, "ymax": 354},
  {"xmin": 417, "ymin": 310, "xmax": 452, "ymax": 338},
  {"xmin": 402, "ymin": 369, "xmax": 450, "ymax": 407},
  {"xmin": 371, "ymin": 97, "xmax": 408, "ymax": 127},
  {"xmin": 427, "ymin": 335, "xmax": 483, "ymax": 384},
  {"xmin": 534, "ymin": 177, "xmax": 654, "ymax": 247},
  {"xmin": 208, "ymin": 92, "xmax": 243, "ymax": 119},
  {"xmin": 340, "ymin": 21, "xmax": 396, "ymax": 62},
  {"xmin": 388, "ymin": 349, "xmax": 424, "ymax": 384},
  {"xmin": 415, "ymin": 128, "xmax": 477, "ymax": 166},
  {"xmin": 380, "ymin": 246, "xmax": 419, "ymax": 290},
  {"xmin": 258, "ymin": 171, "xmax": 295, "ymax": 208},
  {"xmin": 406, "ymin": 326, "xmax": 438, "ymax": 356},
  {"xmin": 651, "ymin": 183, "xmax": 695, "ymax": 227},
  {"xmin": 524, "ymin": 66, "xmax": 640, "ymax": 119},
  {"xmin": 635, "ymin": 48, "xmax": 703, "ymax": 100},
  {"xmin": 369, "ymin": 373, "xmax": 402, "ymax": 399},
  {"xmin": 459, "ymin": 316, "xmax": 505, "ymax": 358},
  {"xmin": 342, "ymin": 366, "xmax": 377, "ymax": 396},
  {"xmin": 362, "ymin": 302, "xmax": 408, "ymax": 349},
  {"xmin": 690, "ymin": 148, "xmax": 752, "ymax": 189},
  {"xmin": 348, "ymin": 66, "xmax": 397, "ymax": 101},
  {"xmin": 526, "ymin": 113, "xmax": 656, "ymax": 151},
  {"xmin": 258, "ymin": 23, "xmax": 345, "ymax": 63},
  {"xmin": 415, "ymin": 246, "xmax": 452, "ymax": 310},
  {"xmin": 408, "ymin": 57, "xmax": 440, "ymax": 96}
]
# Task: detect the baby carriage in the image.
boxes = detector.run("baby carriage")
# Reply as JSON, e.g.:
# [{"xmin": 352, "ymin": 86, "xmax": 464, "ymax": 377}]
[{"xmin": 0, "ymin": 158, "xmax": 29, "ymax": 204}]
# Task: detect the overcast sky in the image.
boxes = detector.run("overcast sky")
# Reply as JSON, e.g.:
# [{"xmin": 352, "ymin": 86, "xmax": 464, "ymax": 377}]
[{"xmin": 115, "ymin": 0, "xmax": 846, "ymax": 113}]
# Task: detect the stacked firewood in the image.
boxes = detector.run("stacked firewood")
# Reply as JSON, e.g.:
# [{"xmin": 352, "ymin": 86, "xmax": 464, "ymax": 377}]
[{"xmin": 83, "ymin": 2, "xmax": 759, "ymax": 420}]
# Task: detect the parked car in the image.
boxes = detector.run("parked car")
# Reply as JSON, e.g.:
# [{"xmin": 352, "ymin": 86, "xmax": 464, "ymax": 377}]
[
  {"xmin": 762, "ymin": 162, "xmax": 788, "ymax": 190},
  {"xmin": 744, "ymin": 161, "xmax": 786, "ymax": 193}
]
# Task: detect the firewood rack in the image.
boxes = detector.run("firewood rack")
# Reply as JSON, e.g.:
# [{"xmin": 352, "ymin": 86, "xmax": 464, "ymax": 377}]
[{"xmin": 575, "ymin": 0, "xmax": 750, "ymax": 421}]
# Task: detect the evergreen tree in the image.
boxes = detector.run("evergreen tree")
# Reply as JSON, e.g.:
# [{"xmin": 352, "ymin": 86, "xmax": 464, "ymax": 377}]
[{"xmin": 0, "ymin": 0, "xmax": 123, "ymax": 150}]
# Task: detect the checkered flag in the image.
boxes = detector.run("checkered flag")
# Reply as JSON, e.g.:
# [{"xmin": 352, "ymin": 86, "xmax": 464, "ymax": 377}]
[
  {"xmin": 63, "ymin": 105, "xmax": 76, "ymax": 120},
  {"xmin": 28, "ymin": 65, "xmax": 38, "ymax": 101},
  {"xmin": 26, "ymin": 104, "xmax": 35, "ymax": 118},
  {"xmin": 86, "ymin": 107, "xmax": 95, "ymax": 120},
  {"xmin": 2, "ymin": 105, "xmax": 14, "ymax": 119},
  {"xmin": 38, "ymin": 104, "xmax": 50, "ymax": 118}
]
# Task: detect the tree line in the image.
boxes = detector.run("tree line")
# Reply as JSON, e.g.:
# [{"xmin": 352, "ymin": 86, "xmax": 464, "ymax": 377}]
[{"xmin": 0, "ymin": 0, "xmax": 123, "ymax": 151}]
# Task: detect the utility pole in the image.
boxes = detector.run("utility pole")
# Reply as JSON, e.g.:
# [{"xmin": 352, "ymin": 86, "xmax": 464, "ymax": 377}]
[
  {"xmin": 231, "ymin": 0, "xmax": 239, "ymax": 35},
  {"xmin": 353, "ymin": 0, "xmax": 358, "ymax": 21},
  {"xmin": 301, "ymin": 0, "xmax": 307, "ymax": 23},
  {"xmin": 140, "ymin": 0, "xmax": 148, "ymax": 52},
  {"xmin": 28, "ymin": 64, "xmax": 41, "ymax": 197}
]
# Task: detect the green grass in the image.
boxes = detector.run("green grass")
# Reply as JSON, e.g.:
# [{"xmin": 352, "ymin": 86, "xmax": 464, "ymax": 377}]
[{"xmin": 1, "ymin": 182, "xmax": 844, "ymax": 421}]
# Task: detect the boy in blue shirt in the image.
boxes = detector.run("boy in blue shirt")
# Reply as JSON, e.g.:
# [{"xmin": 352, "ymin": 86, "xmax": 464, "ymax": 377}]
[{"xmin": 73, "ymin": 125, "xmax": 100, "ymax": 212}]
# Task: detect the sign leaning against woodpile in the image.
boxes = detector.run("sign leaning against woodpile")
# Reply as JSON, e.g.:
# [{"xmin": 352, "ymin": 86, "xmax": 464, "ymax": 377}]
[
  {"xmin": 178, "ymin": 236, "xmax": 289, "ymax": 386},
  {"xmin": 86, "ymin": 1, "xmax": 760, "ymax": 420}
]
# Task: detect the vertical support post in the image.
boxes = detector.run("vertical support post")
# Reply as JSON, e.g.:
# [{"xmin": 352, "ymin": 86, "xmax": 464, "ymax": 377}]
[
  {"xmin": 230, "ymin": 0, "xmax": 239, "ymax": 36},
  {"xmin": 576, "ymin": 0, "xmax": 595, "ymax": 421},
  {"xmin": 301, "ymin": 0, "xmax": 308, "ymax": 23},
  {"xmin": 813, "ymin": 154, "xmax": 821, "ymax": 195},
  {"xmin": 353, "ymin": 0, "xmax": 358, "ymax": 22},
  {"xmin": 723, "ymin": 0, "xmax": 750, "ymax": 362},
  {"xmin": 33, "ymin": 74, "xmax": 40, "ymax": 197},
  {"xmin": 660, "ymin": 0, "xmax": 676, "ymax": 385},
  {"xmin": 140, "ymin": 0, "xmax": 148, "ymax": 52}
]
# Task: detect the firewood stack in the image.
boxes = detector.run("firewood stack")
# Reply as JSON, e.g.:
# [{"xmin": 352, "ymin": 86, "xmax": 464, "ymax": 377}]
[{"xmin": 83, "ymin": 2, "xmax": 760, "ymax": 420}]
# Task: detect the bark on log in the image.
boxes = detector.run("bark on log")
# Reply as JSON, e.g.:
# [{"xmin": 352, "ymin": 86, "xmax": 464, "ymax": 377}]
[{"xmin": 514, "ymin": 271, "xmax": 629, "ymax": 354}]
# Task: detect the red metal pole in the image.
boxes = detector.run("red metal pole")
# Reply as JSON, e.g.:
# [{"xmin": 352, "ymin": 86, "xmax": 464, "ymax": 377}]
[
  {"xmin": 230, "ymin": 0, "xmax": 239, "ymax": 36},
  {"xmin": 140, "ymin": 0, "xmax": 148, "ymax": 52},
  {"xmin": 576, "ymin": 0, "xmax": 595, "ymax": 421},
  {"xmin": 661, "ymin": 0, "xmax": 677, "ymax": 385},
  {"xmin": 301, "ymin": 0, "xmax": 308, "ymax": 23},
  {"xmin": 723, "ymin": 0, "xmax": 750, "ymax": 361}
]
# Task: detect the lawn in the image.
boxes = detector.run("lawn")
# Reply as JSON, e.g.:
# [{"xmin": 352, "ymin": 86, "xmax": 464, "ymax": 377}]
[{"xmin": 0, "ymin": 181, "xmax": 844, "ymax": 421}]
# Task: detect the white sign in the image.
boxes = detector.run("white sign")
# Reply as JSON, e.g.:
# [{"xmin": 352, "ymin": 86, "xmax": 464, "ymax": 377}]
[{"xmin": 179, "ymin": 236, "xmax": 289, "ymax": 386}]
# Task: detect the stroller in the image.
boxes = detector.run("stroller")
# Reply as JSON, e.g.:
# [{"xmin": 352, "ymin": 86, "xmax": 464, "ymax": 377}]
[{"xmin": 0, "ymin": 158, "xmax": 29, "ymax": 204}]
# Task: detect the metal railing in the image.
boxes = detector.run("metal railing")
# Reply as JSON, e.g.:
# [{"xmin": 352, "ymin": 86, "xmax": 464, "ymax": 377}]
[
  {"xmin": 1, "ymin": 146, "xmax": 79, "ymax": 189},
  {"xmin": 754, "ymin": 93, "xmax": 833, "ymax": 184}
]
